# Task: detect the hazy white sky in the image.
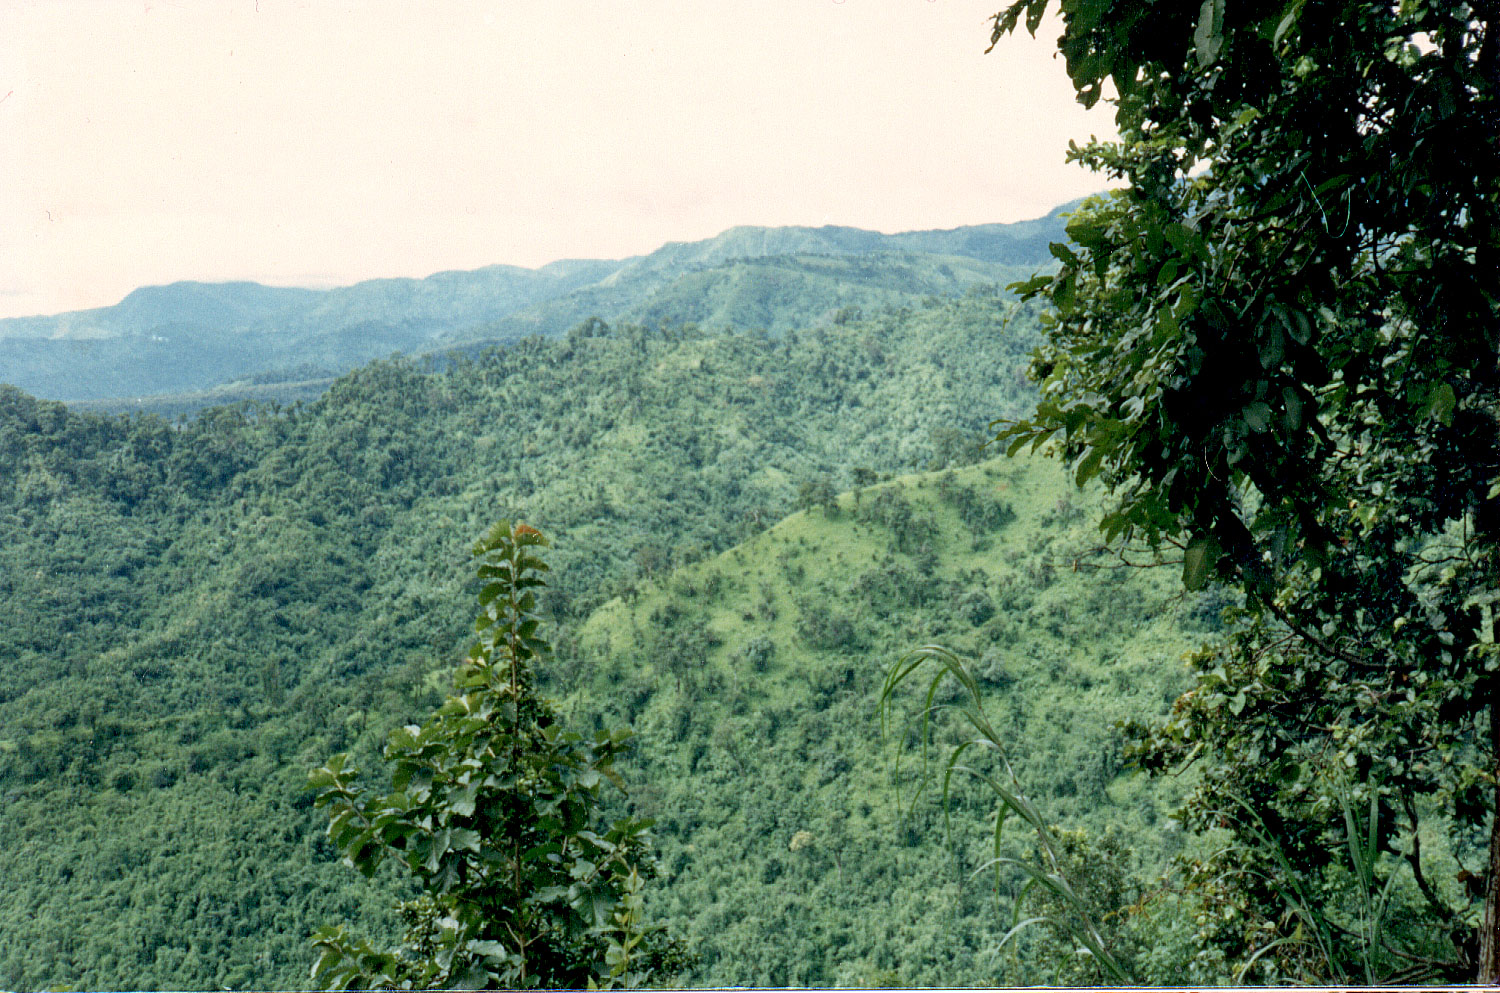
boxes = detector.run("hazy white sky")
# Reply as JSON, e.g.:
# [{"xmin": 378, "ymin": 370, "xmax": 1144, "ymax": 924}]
[{"xmin": 0, "ymin": 1, "xmax": 1114, "ymax": 319}]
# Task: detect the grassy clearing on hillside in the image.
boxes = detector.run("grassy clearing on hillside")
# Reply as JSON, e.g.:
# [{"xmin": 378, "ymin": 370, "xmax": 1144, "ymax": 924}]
[{"xmin": 564, "ymin": 454, "xmax": 1206, "ymax": 985}]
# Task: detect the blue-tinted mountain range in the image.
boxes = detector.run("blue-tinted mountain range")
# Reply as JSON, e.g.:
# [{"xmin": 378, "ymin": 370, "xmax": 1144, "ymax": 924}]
[{"xmin": 0, "ymin": 204, "xmax": 1073, "ymax": 404}]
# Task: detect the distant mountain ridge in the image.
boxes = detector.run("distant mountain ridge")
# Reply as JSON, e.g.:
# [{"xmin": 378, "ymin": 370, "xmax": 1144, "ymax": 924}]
[
  {"xmin": 598, "ymin": 208, "xmax": 1070, "ymax": 279},
  {"xmin": 0, "ymin": 201, "xmax": 1076, "ymax": 404}
]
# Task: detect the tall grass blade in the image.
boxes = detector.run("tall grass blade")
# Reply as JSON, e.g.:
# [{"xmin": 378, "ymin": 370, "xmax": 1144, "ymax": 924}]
[{"xmin": 880, "ymin": 644, "xmax": 1134, "ymax": 984}]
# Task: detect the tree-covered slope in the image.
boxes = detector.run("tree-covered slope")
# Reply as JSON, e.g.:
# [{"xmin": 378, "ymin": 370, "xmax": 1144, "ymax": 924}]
[
  {"xmin": 567, "ymin": 455, "xmax": 1202, "ymax": 986},
  {"xmin": 0, "ymin": 213, "xmax": 1065, "ymax": 406},
  {"xmin": 2, "ymin": 294, "xmax": 1066, "ymax": 990},
  {"xmin": 614, "ymin": 252, "xmax": 1036, "ymax": 340}
]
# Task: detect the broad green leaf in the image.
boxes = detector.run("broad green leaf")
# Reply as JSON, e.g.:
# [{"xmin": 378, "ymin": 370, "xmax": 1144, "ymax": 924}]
[
  {"xmin": 1273, "ymin": 0, "xmax": 1305, "ymax": 45},
  {"xmin": 1243, "ymin": 402, "xmax": 1272, "ymax": 432},
  {"xmin": 1024, "ymin": 0, "xmax": 1044, "ymax": 36},
  {"xmin": 1053, "ymin": 271, "xmax": 1077, "ymax": 312},
  {"xmin": 1182, "ymin": 535, "xmax": 1221, "ymax": 590},
  {"xmin": 310, "ymin": 945, "xmax": 343, "ymax": 981},
  {"xmin": 1428, "ymin": 382, "xmax": 1456, "ymax": 425},
  {"xmin": 1156, "ymin": 257, "xmax": 1181, "ymax": 288},
  {"xmin": 1281, "ymin": 386, "xmax": 1304, "ymax": 431},
  {"xmin": 1286, "ymin": 307, "xmax": 1312, "ymax": 344},
  {"xmin": 1075, "ymin": 446, "xmax": 1106, "ymax": 486},
  {"xmin": 1257, "ymin": 328, "xmax": 1285, "ymax": 368},
  {"xmin": 307, "ymin": 767, "xmax": 340, "ymax": 790},
  {"xmin": 449, "ymin": 781, "xmax": 478, "ymax": 818},
  {"xmin": 1194, "ymin": 0, "xmax": 1225, "ymax": 67},
  {"xmin": 1008, "ymin": 273, "xmax": 1054, "ymax": 296}
]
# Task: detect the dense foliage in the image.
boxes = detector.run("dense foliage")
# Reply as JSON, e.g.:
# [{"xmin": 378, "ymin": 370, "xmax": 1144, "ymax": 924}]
[
  {"xmin": 992, "ymin": 0, "xmax": 1498, "ymax": 981},
  {"xmin": 566, "ymin": 455, "xmax": 1203, "ymax": 985},
  {"xmin": 3, "ymin": 3, "xmax": 1490, "ymax": 980},
  {"xmin": 309, "ymin": 523, "xmax": 680, "ymax": 990},
  {"xmin": 3, "ymin": 291, "xmax": 1172, "ymax": 990}
]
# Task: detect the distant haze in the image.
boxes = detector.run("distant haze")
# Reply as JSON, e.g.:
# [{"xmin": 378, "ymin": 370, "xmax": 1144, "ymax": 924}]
[{"xmin": 0, "ymin": 1, "xmax": 1114, "ymax": 320}]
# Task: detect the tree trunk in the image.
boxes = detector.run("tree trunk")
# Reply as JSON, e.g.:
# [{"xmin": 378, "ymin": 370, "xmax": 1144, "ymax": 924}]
[{"xmin": 1480, "ymin": 699, "xmax": 1500, "ymax": 983}]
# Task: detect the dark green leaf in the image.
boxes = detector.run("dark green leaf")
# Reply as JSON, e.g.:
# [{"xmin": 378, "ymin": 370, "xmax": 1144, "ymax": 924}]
[
  {"xmin": 1243, "ymin": 402, "xmax": 1272, "ymax": 433},
  {"xmin": 1182, "ymin": 536, "xmax": 1221, "ymax": 591},
  {"xmin": 1428, "ymin": 383, "xmax": 1456, "ymax": 426},
  {"xmin": 1193, "ymin": 0, "xmax": 1224, "ymax": 67},
  {"xmin": 1075, "ymin": 446, "xmax": 1106, "ymax": 486}
]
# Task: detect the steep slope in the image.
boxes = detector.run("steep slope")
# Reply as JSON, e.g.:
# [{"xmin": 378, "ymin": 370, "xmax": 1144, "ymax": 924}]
[
  {"xmin": 619, "ymin": 252, "xmax": 1034, "ymax": 336},
  {"xmin": 568, "ymin": 455, "xmax": 1200, "ymax": 986}
]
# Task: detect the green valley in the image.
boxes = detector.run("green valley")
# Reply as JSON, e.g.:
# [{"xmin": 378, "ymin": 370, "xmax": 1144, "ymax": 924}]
[
  {"xmin": 7, "ymin": 290, "xmax": 1204, "ymax": 989},
  {"xmin": 7, "ymin": 0, "xmax": 1495, "ymax": 983},
  {"xmin": 1, "ymin": 273, "xmax": 1462, "ymax": 988}
]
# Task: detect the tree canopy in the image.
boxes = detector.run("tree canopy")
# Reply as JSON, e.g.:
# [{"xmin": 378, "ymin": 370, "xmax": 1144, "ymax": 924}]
[
  {"xmin": 992, "ymin": 0, "xmax": 1498, "ymax": 981},
  {"xmin": 307, "ymin": 522, "xmax": 683, "ymax": 990},
  {"xmin": 2, "ymin": 296, "xmax": 1081, "ymax": 990}
]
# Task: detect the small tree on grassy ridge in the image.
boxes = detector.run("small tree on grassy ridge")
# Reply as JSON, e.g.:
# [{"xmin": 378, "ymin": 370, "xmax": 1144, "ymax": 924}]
[{"xmin": 307, "ymin": 522, "xmax": 685, "ymax": 990}]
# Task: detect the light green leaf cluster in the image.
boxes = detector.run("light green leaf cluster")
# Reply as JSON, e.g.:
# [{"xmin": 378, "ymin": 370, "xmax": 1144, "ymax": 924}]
[{"xmin": 307, "ymin": 523, "xmax": 683, "ymax": 990}]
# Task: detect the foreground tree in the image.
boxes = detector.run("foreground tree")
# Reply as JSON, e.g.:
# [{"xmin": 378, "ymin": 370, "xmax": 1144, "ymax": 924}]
[
  {"xmin": 991, "ymin": 0, "xmax": 1498, "ymax": 982},
  {"xmin": 307, "ymin": 522, "xmax": 684, "ymax": 989}
]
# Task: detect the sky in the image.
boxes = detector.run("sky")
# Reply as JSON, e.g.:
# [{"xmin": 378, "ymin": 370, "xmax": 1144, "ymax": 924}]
[{"xmin": 0, "ymin": 1, "xmax": 1116, "ymax": 320}]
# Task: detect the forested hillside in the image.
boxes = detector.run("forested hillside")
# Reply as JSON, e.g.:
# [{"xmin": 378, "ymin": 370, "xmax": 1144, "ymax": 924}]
[
  {"xmin": 0, "ymin": 211, "xmax": 1064, "ymax": 407},
  {"xmin": 0, "ymin": 290, "xmax": 1216, "ymax": 990},
  {"xmin": 568, "ymin": 456, "xmax": 1202, "ymax": 984},
  {"xmin": 5, "ymin": 0, "xmax": 1489, "ymax": 981}
]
